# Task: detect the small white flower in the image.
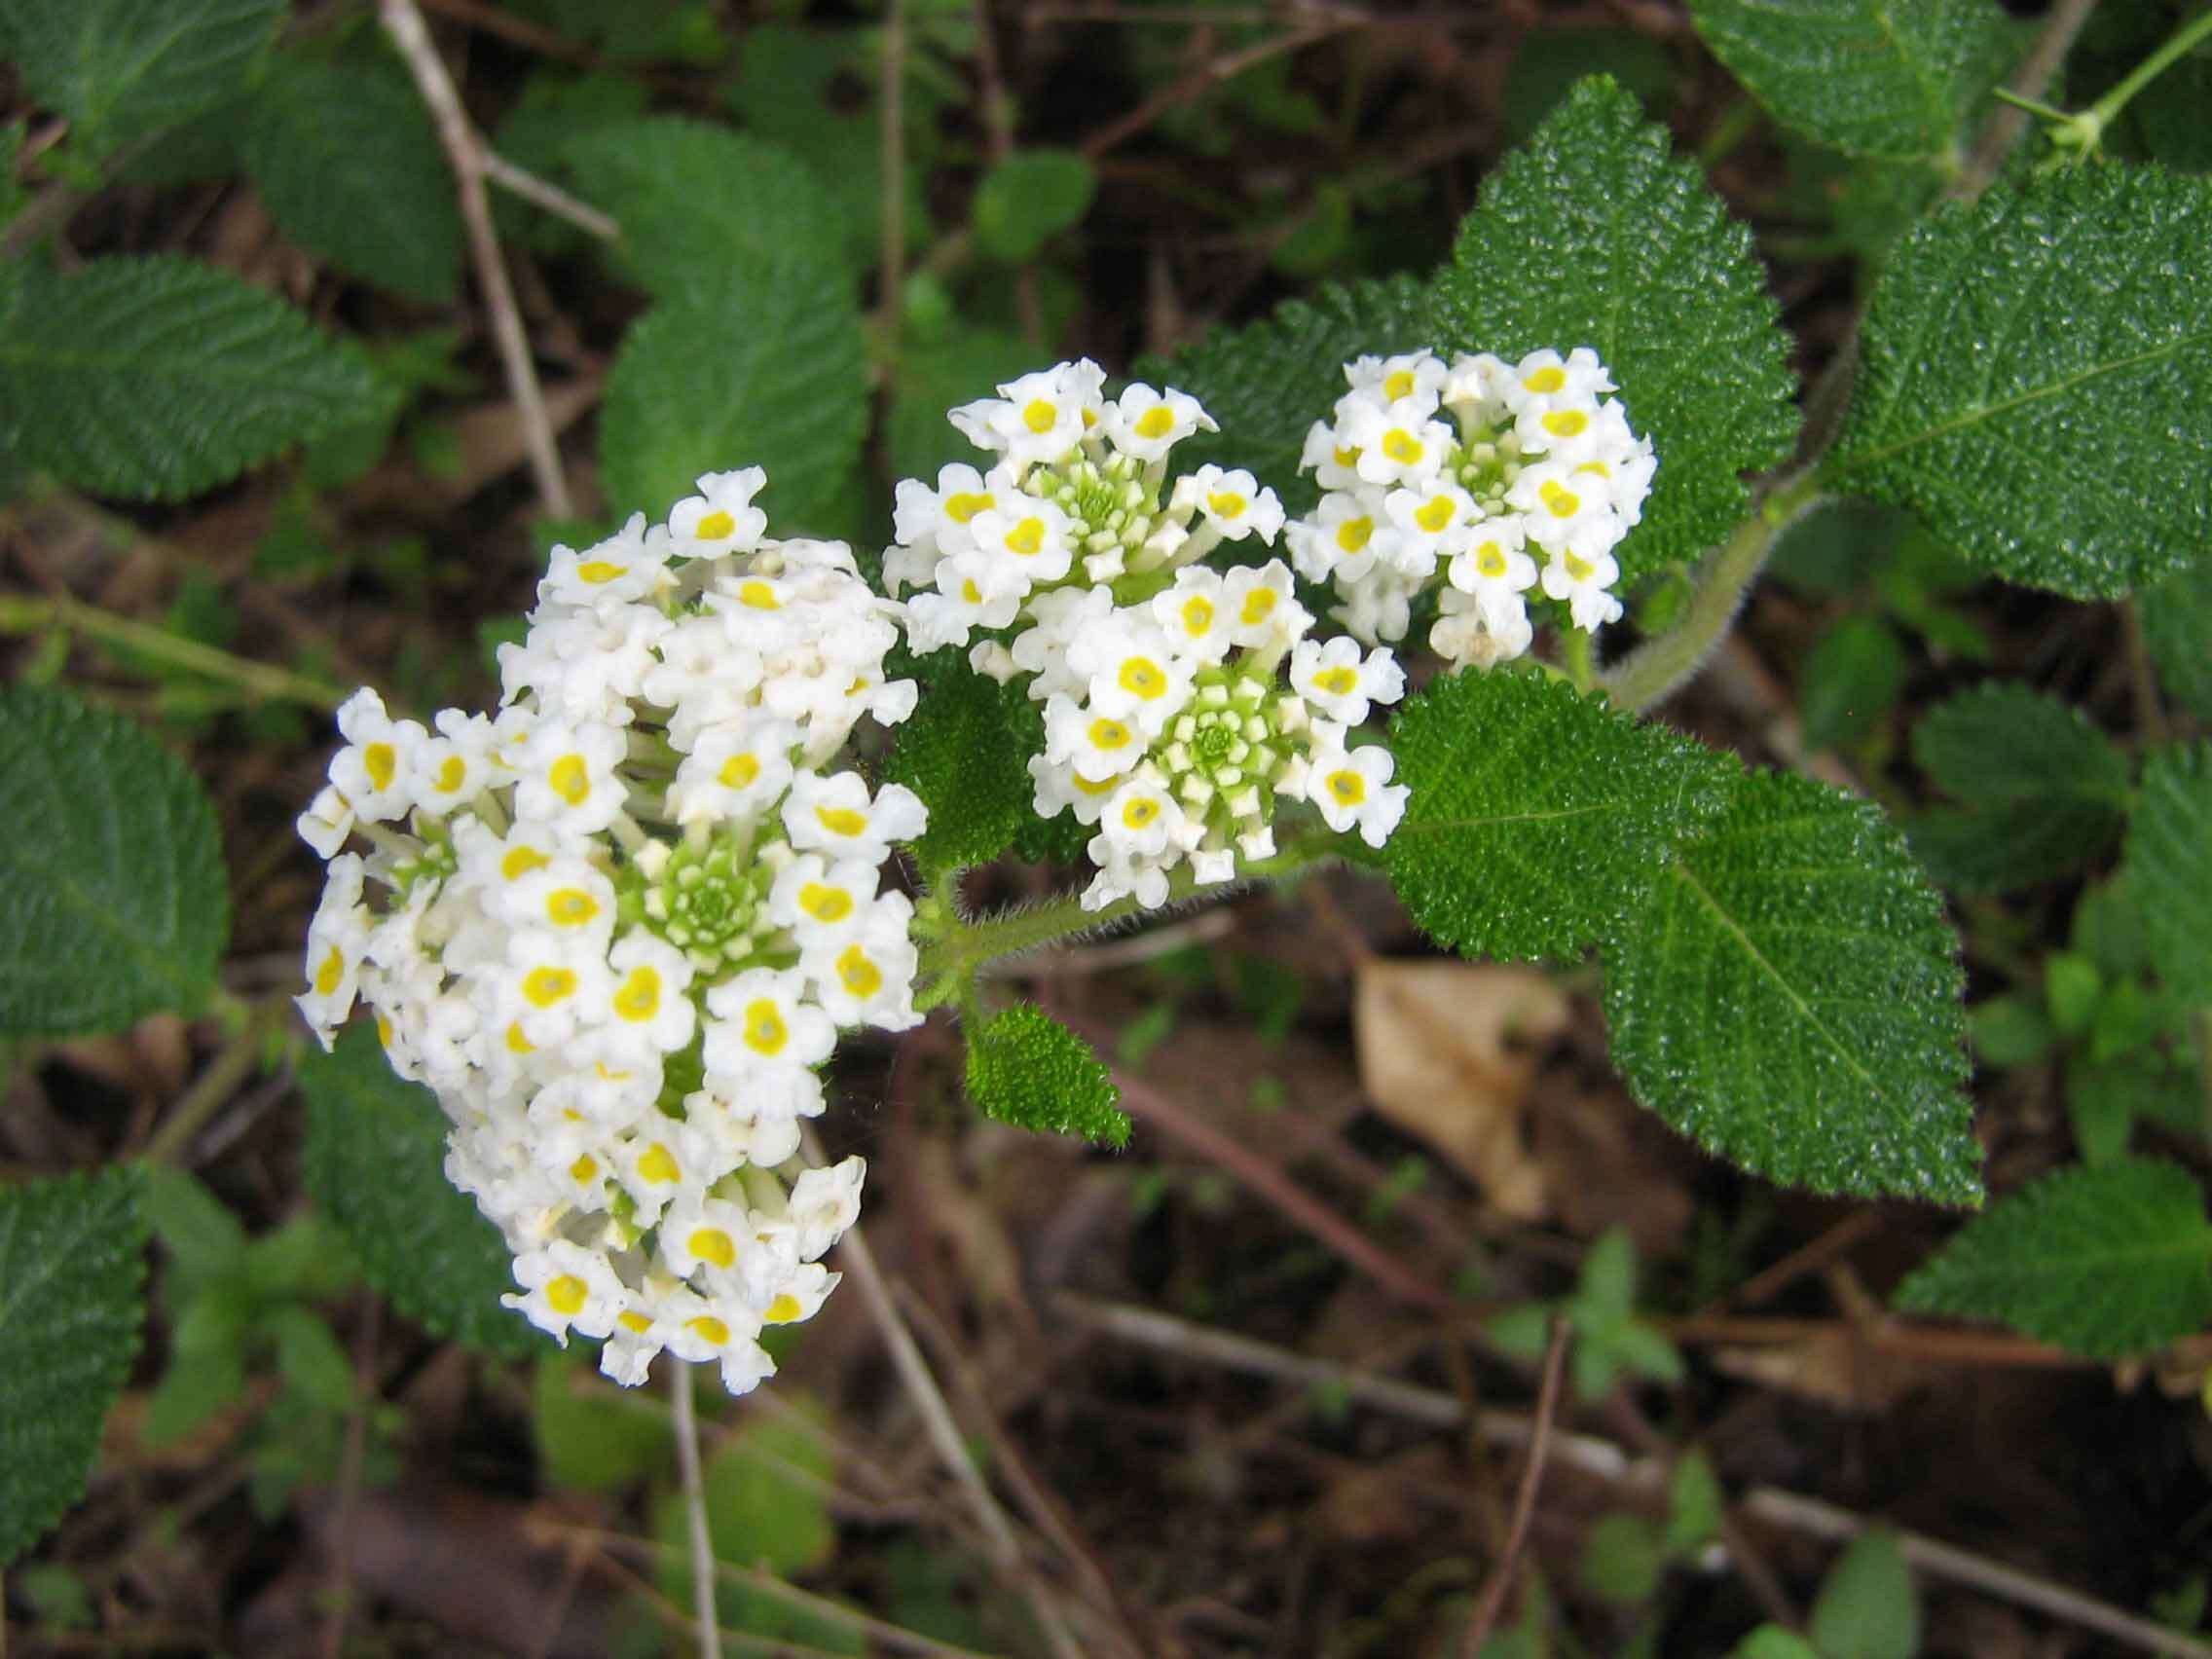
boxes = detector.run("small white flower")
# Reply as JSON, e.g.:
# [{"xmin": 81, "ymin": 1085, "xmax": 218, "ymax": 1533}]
[
  {"xmin": 590, "ymin": 930, "xmax": 698, "ymax": 1065},
  {"xmin": 1075, "ymin": 619, "xmax": 1193, "ymax": 738},
  {"xmin": 1304, "ymin": 729, "xmax": 1408, "ymax": 848},
  {"xmin": 801, "ymin": 894, "xmax": 919, "ymax": 1029},
  {"xmin": 1342, "ymin": 402, "xmax": 1454, "ymax": 488},
  {"xmin": 1171, "ymin": 465, "xmax": 1285, "ymax": 543},
  {"xmin": 1220, "ymin": 562, "xmax": 1309, "ymax": 649},
  {"xmin": 1096, "ymin": 771, "xmax": 1183, "ymax": 860},
  {"xmin": 1285, "ymin": 489, "xmax": 1394, "ymax": 585},
  {"xmin": 702, "ymin": 967, "xmax": 837, "ymax": 1081},
  {"xmin": 1104, "ymin": 383, "xmax": 1213, "ymax": 461},
  {"xmin": 782, "ymin": 771, "xmax": 928, "ymax": 865},
  {"xmin": 668, "ymin": 467, "xmax": 769, "ymax": 559},
  {"xmin": 499, "ymin": 926, "xmax": 613, "ymax": 1050},
  {"xmin": 328, "ymin": 688, "xmax": 424, "ymax": 824},
  {"xmin": 504, "ymin": 1240, "xmax": 626, "ymax": 1344},
  {"xmin": 968, "ymin": 497, "xmax": 1076, "ymax": 593},
  {"xmin": 297, "ymin": 853, "xmax": 371, "ymax": 1045},
  {"xmin": 1540, "ymin": 544, "xmax": 1625, "ymax": 632},
  {"xmin": 1506, "ymin": 347, "xmax": 1613, "ymax": 415},
  {"xmin": 785, "ymin": 1157, "xmax": 866, "ymax": 1261},
  {"xmin": 767, "ymin": 853, "xmax": 882, "ymax": 945},
  {"xmin": 1044, "ymin": 694, "xmax": 1146, "ymax": 784},
  {"xmin": 1298, "ymin": 419, "xmax": 1363, "ymax": 492},
  {"xmin": 1447, "ymin": 519, "xmax": 1539, "ymax": 610},
  {"xmin": 540, "ymin": 514, "xmax": 669, "ymax": 608},
  {"xmin": 511, "ymin": 719, "xmax": 629, "ymax": 835},
  {"xmin": 1289, "ymin": 636, "xmax": 1405, "ymax": 726},
  {"xmin": 667, "ymin": 718, "xmax": 797, "ymax": 828},
  {"xmin": 297, "ymin": 783, "xmax": 354, "ymax": 860},
  {"xmin": 1432, "ymin": 585, "xmax": 1534, "ymax": 670}
]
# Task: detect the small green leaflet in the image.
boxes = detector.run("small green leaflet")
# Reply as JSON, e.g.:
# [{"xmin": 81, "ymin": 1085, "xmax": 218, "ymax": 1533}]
[
  {"xmin": 882, "ymin": 653, "xmax": 1039, "ymax": 876},
  {"xmin": 599, "ymin": 250, "xmax": 868, "ymax": 531},
  {"xmin": 1828, "ymin": 164, "xmax": 2212, "ymax": 599},
  {"xmin": 0, "ymin": 685, "xmax": 230, "ymax": 1037},
  {"xmin": 2142, "ymin": 556, "xmax": 2212, "ymax": 721},
  {"xmin": 973, "ymin": 149, "xmax": 1096, "ymax": 263},
  {"xmin": 2124, "ymin": 742, "xmax": 2212, "ymax": 1009},
  {"xmin": 1603, "ymin": 767, "xmax": 1980, "ymax": 1204},
  {"xmin": 567, "ymin": 118, "xmax": 847, "ymax": 298},
  {"xmin": 0, "ymin": 256, "xmax": 393, "ymax": 501},
  {"xmin": 1808, "ymin": 1529, "xmax": 1921, "ymax": 1659},
  {"xmin": 966, "ymin": 1005, "xmax": 1130, "ymax": 1148},
  {"xmin": 240, "ymin": 54, "xmax": 462, "ymax": 304},
  {"xmin": 1689, "ymin": 0, "xmax": 2022, "ymax": 162},
  {"xmin": 300, "ymin": 1023, "xmax": 539, "ymax": 1358},
  {"xmin": 1382, "ymin": 670, "xmax": 1733, "ymax": 963},
  {"xmin": 1137, "ymin": 275, "xmax": 1434, "ymax": 518},
  {"xmin": 0, "ymin": 1166, "xmax": 148, "ymax": 1567},
  {"xmin": 1432, "ymin": 76, "xmax": 1800, "ymax": 581},
  {"xmin": 1895, "ymin": 1158, "xmax": 2212, "ymax": 1358},
  {"xmin": 1906, "ymin": 682, "xmax": 2132, "ymax": 893},
  {"xmin": 0, "ymin": 0, "xmax": 283, "ymax": 155}
]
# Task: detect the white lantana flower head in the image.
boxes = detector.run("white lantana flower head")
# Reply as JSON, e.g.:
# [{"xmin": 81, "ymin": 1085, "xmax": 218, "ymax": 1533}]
[{"xmin": 294, "ymin": 467, "xmax": 920, "ymax": 1397}]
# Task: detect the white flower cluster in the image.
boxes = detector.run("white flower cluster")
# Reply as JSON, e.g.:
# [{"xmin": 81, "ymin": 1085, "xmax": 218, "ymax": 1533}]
[
  {"xmin": 294, "ymin": 468, "xmax": 924, "ymax": 1395},
  {"xmin": 885, "ymin": 360, "xmax": 1411, "ymax": 909},
  {"xmin": 1289, "ymin": 348, "xmax": 1653, "ymax": 671}
]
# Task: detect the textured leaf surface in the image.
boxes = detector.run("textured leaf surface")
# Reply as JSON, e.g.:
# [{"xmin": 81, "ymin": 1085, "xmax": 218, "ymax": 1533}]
[
  {"xmin": 1432, "ymin": 76, "xmax": 1799, "ymax": 578},
  {"xmin": 2141, "ymin": 556, "xmax": 2212, "ymax": 720},
  {"xmin": 1382, "ymin": 671, "xmax": 1733, "ymax": 963},
  {"xmin": 567, "ymin": 118, "xmax": 845, "ymax": 297},
  {"xmin": 973, "ymin": 149, "xmax": 1095, "ymax": 262},
  {"xmin": 1905, "ymin": 682, "xmax": 2131, "ymax": 893},
  {"xmin": 0, "ymin": 256, "xmax": 390, "ymax": 500},
  {"xmin": 240, "ymin": 54, "xmax": 461, "ymax": 303},
  {"xmin": 300, "ymin": 1024, "xmax": 538, "ymax": 1358},
  {"xmin": 1829, "ymin": 164, "xmax": 2212, "ymax": 598},
  {"xmin": 599, "ymin": 252, "xmax": 867, "ymax": 531},
  {"xmin": 0, "ymin": 0, "xmax": 282, "ymax": 152},
  {"xmin": 2125, "ymin": 742, "xmax": 2212, "ymax": 1008},
  {"xmin": 0, "ymin": 1167, "xmax": 147, "ymax": 1566},
  {"xmin": 966, "ymin": 1005, "xmax": 1130, "ymax": 1148},
  {"xmin": 1138, "ymin": 275, "xmax": 1433, "ymax": 517},
  {"xmin": 882, "ymin": 655, "xmax": 1038, "ymax": 874},
  {"xmin": 1895, "ymin": 1158, "xmax": 2212, "ymax": 1357},
  {"xmin": 1689, "ymin": 0, "xmax": 2021, "ymax": 161},
  {"xmin": 0, "ymin": 685, "xmax": 229, "ymax": 1036},
  {"xmin": 1602, "ymin": 767, "xmax": 1979, "ymax": 1203}
]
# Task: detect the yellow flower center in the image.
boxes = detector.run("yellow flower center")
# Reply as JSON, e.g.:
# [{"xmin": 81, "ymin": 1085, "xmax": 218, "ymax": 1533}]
[
  {"xmin": 1088, "ymin": 717, "xmax": 1132, "ymax": 752},
  {"xmin": 570, "ymin": 1154, "xmax": 599, "ymax": 1183},
  {"xmin": 505, "ymin": 1021, "xmax": 534, "ymax": 1054},
  {"xmin": 1382, "ymin": 428, "xmax": 1422, "ymax": 464},
  {"xmin": 1328, "ymin": 769, "xmax": 1366, "ymax": 805},
  {"xmin": 1383, "ymin": 368, "xmax": 1416, "ymax": 402},
  {"xmin": 815, "ymin": 804, "xmax": 868, "ymax": 837},
  {"xmin": 1022, "ymin": 398, "xmax": 1058, "ymax": 434},
  {"xmin": 576, "ymin": 559, "xmax": 624, "ymax": 583},
  {"xmin": 685, "ymin": 1314, "xmax": 730, "ymax": 1345},
  {"xmin": 689, "ymin": 1228, "xmax": 736, "ymax": 1269},
  {"xmin": 744, "ymin": 998, "xmax": 789, "ymax": 1055},
  {"xmin": 613, "ymin": 966, "xmax": 660, "ymax": 1022},
  {"xmin": 546, "ymin": 1275, "xmax": 588, "ymax": 1315},
  {"xmin": 1415, "ymin": 496, "xmax": 1455, "ymax": 534},
  {"xmin": 547, "ymin": 754, "xmax": 591, "ymax": 806},
  {"xmin": 524, "ymin": 967, "xmax": 576, "ymax": 1008},
  {"xmin": 764, "ymin": 1293, "xmax": 804, "ymax": 1324},
  {"xmin": 1004, "ymin": 516, "xmax": 1046, "ymax": 556},
  {"xmin": 638, "ymin": 1142, "xmax": 681, "ymax": 1184},
  {"xmin": 719, "ymin": 752, "xmax": 760, "ymax": 790},
  {"xmin": 836, "ymin": 943, "xmax": 883, "ymax": 998},
  {"xmin": 1206, "ymin": 491, "xmax": 1247, "ymax": 520},
  {"xmin": 1476, "ymin": 543, "xmax": 1508, "ymax": 579},
  {"xmin": 800, "ymin": 883, "xmax": 854, "ymax": 923},
  {"xmin": 1180, "ymin": 596, "xmax": 1214, "ymax": 635},
  {"xmin": 618, "ymin": 1310, "xmax": 652, "ymax": 1334},
  {"xmin": 694, "ymin": 508, "xmax": 736, "ymax": 540},
  {"xmin": 1542, "ymin": 409, "xmax": 1589, "ymax": 439},
  {"xmin": 1240, "ymin": 588, "xmax": 1278, "ymax": 625},
  {"xmin": 501, "ymin": 845, "xmax": 549, "ymax": 881},
  {"xmin": 1336, "ymin": 517, "xmax": 1374, "ymax": 554},
  {"xmin": 364, "ymin": 742, "xmax": 396, "ymax": 793},
  {"xmin": 1118, "ymin": 657, "xmax": 1165, "ymax": 699},
  {"xmin": 1524, "ymin": 365, "xmax": 1567, "ymax": 394},
  {"xmin": 1133, "ymin": 405, "xmax": 1176, "ymax": 439},
  {"xmin": 1312, "ymin": 666, "xmax": 1359, "ymax": 696},
  {"xmin": 1539, "ymin": 480, "xmax": 1580, "ymax": 519},
  {"xmin": 433, "ymin": 755, "xmax": 466, "ymax": 793},
  {"xmin": 546, "ymin": 888, "xmax": 599, "ymax": 927},
  {"xmin": 738, "ymin": 579, "xmax": 780, "ymax": 609},
  {"xmin": 945, "ymin": 491, "xmax": 992, "ymax": 523},
  {"xmin": 1564, "ymin": 550, "xmax": 1596, "ymax": 582},
  {"xmin": 1123, "ymin": 796, "xmax": 1161, "ymax": 830}
]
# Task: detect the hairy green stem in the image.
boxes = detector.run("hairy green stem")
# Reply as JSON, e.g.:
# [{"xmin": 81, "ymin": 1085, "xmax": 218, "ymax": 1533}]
[
  {"xmin": 2084, "ymin": 5, "xmax": 2212, "ymax": 136},
  {"xmin": 1601, "ymin": 472, "xmax": 1825, "ymax": 715},
  {"xmin": 0, "ymin": 592, "xmax": 346, "ymax": 712},
  {"xmin": 914, "ymin": 834, "xmax": 1335, "ymax": 1010}
]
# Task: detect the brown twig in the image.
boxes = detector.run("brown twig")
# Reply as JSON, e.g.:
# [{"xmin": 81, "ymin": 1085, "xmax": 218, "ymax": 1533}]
[
  {"xmin": 1113, "ymin": 1072, "xmax": 1458, "ymax": 1314},
  {"xmin": 319, "ymin": 1297, "xmax": 381, "ymax": 1659},
  {"xmin": 415, "ymin": 0, "xmax": 598, "ymax": 63},
  {"xmin": 379, "ymin": 0, "xmax": 573, "ymax": 517},
  {"xmin": 669, "ymin": 1358, "xmax": 724, "ymax": 1659},
  {"xmin": 878, "ymin": 0, "xmax": 909, "ymax": 359},
  {"xmin": 481, "ymin": 150, "xmax": 618, "ymax": 241},
  {"xmin": 1079, "ymin": 24, "xmax": 1348, "ymax": 157},
  {"xmin": 1458, "ymin": 1315, "xmax": 1569, "ymax": 1657},
  {"xmin": 1698, "ymin": 1209, "xmax": 1883, "ymax": 1316}
]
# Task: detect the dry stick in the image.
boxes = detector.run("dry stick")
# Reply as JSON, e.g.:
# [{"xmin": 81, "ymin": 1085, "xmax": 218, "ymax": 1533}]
[
  {"xmin": 669, "ymin": 1360, "xmax": 724, "ymax": 1659},
  {"xmin": 1458, "ymin": 1315, "xmax": 1570, "ymax": 1658},
  {"xmin": 878, "ymin": 0, "xmax": 908, "ymax": 362},
  {"xmin": 1070, "ymin": 1295, "xmax": 2206, "ymax": 1658},
  {"xmin": 380, "ymin": 0, "xmax": 573, "ymax": 518},
  {"xmin": 1080, "ymin": 23, "xmax": 1346, "ymax": 158},
  {"xmin": 481, "ymin": 151, "xmax": 618, "ymax": 241},
  {"xmin": 319, "ymin": 1297, "xmax": 381, "ymax": 1659},
  {"xmin": 1114, "ymin": 1073, "xmax": 1458, "ymax": 1315},
  {"xmin": 415, "ymin": 0, "xmax": 597, "ymax": 64},
  {"xmin": 806, "ymin": 1130, "xmax": 1089, "ymax": 1659}
]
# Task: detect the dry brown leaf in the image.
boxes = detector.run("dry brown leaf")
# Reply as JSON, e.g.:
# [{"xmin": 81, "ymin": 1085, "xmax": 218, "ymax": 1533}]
[
  {"xmin": 1708, "ymin": 1326, "xmax": 1946, "ymax": 1415},
  {"xmin": 1353, "ymin": 960, "xmax": 1568, "ymax": 1219}
]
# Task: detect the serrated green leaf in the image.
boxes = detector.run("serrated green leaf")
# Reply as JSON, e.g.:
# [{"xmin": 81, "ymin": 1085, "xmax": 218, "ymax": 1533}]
[
  {"xmin": 599, "ymin": 251, "xmax": 867, "ymax": 531},
  {"xmin": 0, "ymin": 0, "xmax": 283, "ymax": 155},
  {"xmin": 567, "ymin": 118, "xmax": 846, "ymax": 296},
  {"xmin": 1896, "ymin": 1157, "xmax": 2212, "ymax": 1357},
  {"xmin": 973, "ymin": 149, "xmax": 1095, "ymax": 262},
  {"xmin": 882, "ymin": 656, "xmax": 1037, "ymax": 874},
  {"xmin": 966, "ymin": 1005, "xmax": 1130, "ymax": 1148},
  {"xmin": 1602, "ymin": 767, "xmax": 1980, "ymax": 1203},
  {"xmin": 240, "ymin": 53, "xmax": 461, "ymax": 303},
  {"xmin": 1690, "ymin": 0, "xmax": 2022, "ymax": 162},
  {"xmin": 1136, "ymin": 275, "xmax": 1434, "ymax": 517},
  {"xmin": 2125, "ymin": 742, "xmax": 2212, "ymax": 1008},
  {"xmin": 2142, "ymin": 557, "xmax": 2212, "ymax": 721},
  {"xmin": 0, "ymin": 685, "xmax": 229, "ymax": 1036},
  {"xmin": 1382, "ymin": 670, "xmax": 1734, "ymax": 963},
  {"xmin": 0, "ymin": 256, "xmax": 392, "ymax": 501},
  {"xmin": 1809, "ymin": 1528, "xmax": 1920, "ymax": 1659},
  {"xmin": 1904, "ymin": 682, "xmax": 2131, "ymax": 893},
  {"xmin": 1798, "ymin": 614, "xmax": 1906, "ymax": 752},
  {"xmin": 1828, "ymin": 165, "xmax": 2212, "ymax": 599},
  {"xmin": 1432, "ymin": 76, "xmax": 1800, "ymax": 580},
  {"xmin": 0, "ymin": 1166, "xmax": 148, "ymax": 1567},
  {"xmin": 299, "ymin": 1024, "xmax": 539, "ymax": 1358}
]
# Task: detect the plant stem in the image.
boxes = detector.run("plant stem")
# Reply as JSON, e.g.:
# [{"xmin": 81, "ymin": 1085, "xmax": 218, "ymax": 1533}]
[
  {"xmin": 144, "ymin": 1014, "xmax": 277, "ymax": 1166},
  {"xmin": 2085, "ymin": 5, "xmax": 2212, "ymax": 135},
  {"xmin": 669, "ymin": 1360, "xmax": 723, "ymax": 1659},
  {"xmin": 1601, "ymin": 471, "xmax": 1825, "ymax": 715},
  {"xmin": 1560, "ymin": 626, "xmax": 1595, "ymax": 693},
  {"xmin": 0, "ymin": 592, "xmax": 347, "ymax": 711},
  {"xmin": 913, "ymin": 833, "xmax": 1334, "ymax": 1008}
]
